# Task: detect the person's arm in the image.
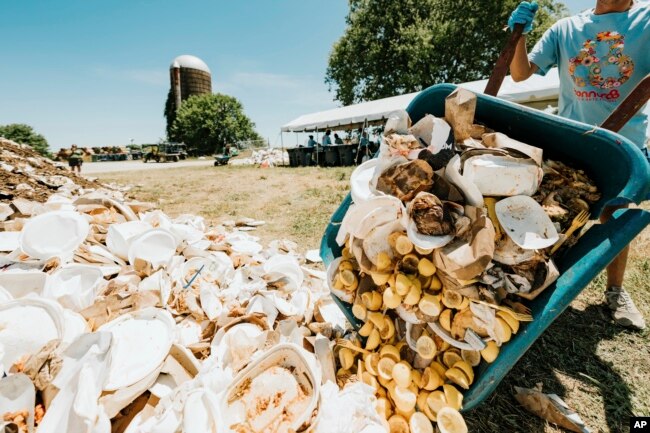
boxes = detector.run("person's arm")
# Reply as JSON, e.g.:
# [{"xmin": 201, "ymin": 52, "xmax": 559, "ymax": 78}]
[
  {"xmin": 506, "ymin": 1, "xmax": 540, "ymax": 82},
  {"xmin": 510, "ymin": 36, "xmax": 539, "ymax": 82}
]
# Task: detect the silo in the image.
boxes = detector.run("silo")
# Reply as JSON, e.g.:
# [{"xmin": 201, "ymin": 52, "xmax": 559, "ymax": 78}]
[
  {"xmin": 170, "ymin": 54, "xmax": 212, "ymax": 105},
  {"xmin": 166, "ymin": 55, "xmax": 213, "ymax": 137}
]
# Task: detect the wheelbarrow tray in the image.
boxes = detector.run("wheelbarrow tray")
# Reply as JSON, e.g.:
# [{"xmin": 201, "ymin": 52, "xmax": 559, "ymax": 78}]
[
  {"xmin": 214, "ymin": 155, "xmax": 231, "ymax": 166},
  {"xmin": 319, "ymin": 84, "xmax": 650, "ymax": 411}
]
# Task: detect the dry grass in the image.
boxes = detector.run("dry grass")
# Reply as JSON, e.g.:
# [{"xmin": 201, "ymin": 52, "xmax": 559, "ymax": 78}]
[
  {"xmin": 97, "ymin": 165, "xmax": 649, "ymax": 433},
  {"xmin": 99, "ymin": 164, "xmax": 353, "ymax": 250}
]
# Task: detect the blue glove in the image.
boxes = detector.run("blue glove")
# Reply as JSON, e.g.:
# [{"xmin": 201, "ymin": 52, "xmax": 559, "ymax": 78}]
[{"xmin": 508, "ymin": 1, "xmax": 539, "ymax": 34}]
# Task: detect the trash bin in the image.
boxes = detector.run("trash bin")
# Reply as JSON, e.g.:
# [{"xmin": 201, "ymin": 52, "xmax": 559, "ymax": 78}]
[
  {"xmin": 324, "ymin": 147, "xmax": 340, "ymax": 167},
  {"xmin": 314, "ymin": 150, "xmax": 326, "ymax": 167},
  {"xmin": 337, "ymin": 145, "xmax": 355, "ymax": 166},
  {"xmin": 287, "ymin": 148, "xmax": 300, "ymax": 168},
  {"xmin": 297, "ymin": 147, "xmax": 314, "ymax": 166},
  {"xmin": 319, "ymin": 83, "xmax": 650, "ymax": 411}
]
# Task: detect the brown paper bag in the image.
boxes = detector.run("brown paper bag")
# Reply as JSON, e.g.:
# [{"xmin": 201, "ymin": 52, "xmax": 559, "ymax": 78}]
[
  {"xmin": 445, "ymin": 88, "xmax": 477, "ymax": 142},
  {"xmin": 433, "ymin": 206, "xmax": 495, "ymax": 281}
]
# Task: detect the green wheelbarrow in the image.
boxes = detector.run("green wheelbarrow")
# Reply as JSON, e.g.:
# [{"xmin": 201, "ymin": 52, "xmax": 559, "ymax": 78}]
[{"xmin": 319, "ymin": 83, "xmax": 650, "ymax": 411}]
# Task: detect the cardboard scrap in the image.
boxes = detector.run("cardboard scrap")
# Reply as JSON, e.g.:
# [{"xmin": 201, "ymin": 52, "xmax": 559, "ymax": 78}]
[
  {"xmin": 515, "ymin": 385, "xmax": 591, "ymax": 433},
  {"xmin": 433, "ymin": 206, "xmax": 495, "ymax": 281},
  {"xmin": 445, "ymin": 88, "xmax": 477, "ymax": 142}
]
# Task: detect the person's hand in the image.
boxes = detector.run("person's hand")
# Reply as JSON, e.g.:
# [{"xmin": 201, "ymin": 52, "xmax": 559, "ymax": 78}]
[{"xmin": 508, "ymin": 1, "xmax": 538, "ymax": 34}]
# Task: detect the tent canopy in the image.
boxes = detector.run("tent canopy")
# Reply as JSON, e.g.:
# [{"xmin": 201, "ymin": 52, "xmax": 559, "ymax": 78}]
[{"xmin": 281, "ymin": 69, "xmax": 560, "ymax": 133}]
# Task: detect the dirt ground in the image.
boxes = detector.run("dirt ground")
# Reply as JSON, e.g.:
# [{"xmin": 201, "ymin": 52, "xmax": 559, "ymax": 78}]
[{"xmin": 97, "ymin": 164, "xmax": 650, "ymax": 433}]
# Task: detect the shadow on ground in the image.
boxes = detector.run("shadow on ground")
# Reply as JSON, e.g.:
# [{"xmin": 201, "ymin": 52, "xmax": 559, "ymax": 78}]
[{"xmin": 465, "ymin": 298, "xmax": 637, "ymax": 433}]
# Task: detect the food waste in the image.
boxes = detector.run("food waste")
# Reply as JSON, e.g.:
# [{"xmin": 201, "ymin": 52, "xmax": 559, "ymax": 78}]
[
  {"xmin": 327, "ymin": 88, "xmax": 600, "ymax": 432},
  {"xmin": 0, "ymin": 88, "xmax": 601, "ymax": 433}
]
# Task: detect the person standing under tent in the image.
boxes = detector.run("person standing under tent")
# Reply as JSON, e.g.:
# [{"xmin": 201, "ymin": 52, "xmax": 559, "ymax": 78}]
[
  {"xmin": 357, "ymin": 131, "xmax": 371, "ymax": 164},
  {"xmin": 334, "ymin": 133, "xmax": 344, "ymax": 144},
  {"xmin": 322, "ymin": 130, "xmax": 332, "ymax": 146},
  {"xmin": 508, "ymin": 0, "xmax": 649, "ymax": 329},
  {"xmin": 307, "ymin": 135, "xmax": 317, "ymax": 147}
]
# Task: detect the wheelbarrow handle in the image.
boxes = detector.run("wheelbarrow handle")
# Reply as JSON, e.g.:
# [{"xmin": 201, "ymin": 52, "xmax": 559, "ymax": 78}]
[
  {"xmin": 484, "ymin": 23, "xmax": 525, "ymax": 97},
  {"xmin": 601, "ymin": 73, "xmax": 650, "ymax": 133}
]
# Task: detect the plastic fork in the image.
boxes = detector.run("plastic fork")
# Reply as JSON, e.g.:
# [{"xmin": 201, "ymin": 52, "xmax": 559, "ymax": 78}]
[
  {"xmin": 550, "ymin": 210, "xmax": 590, "ymax": 254},
  {"xmin": 504, "ymin": 299, "xmax": 532, "ymax": 315},
  {"xmin": 471, "ymin": 299, "xmax": 533, "ymax": 322},
  {"xmin": 336, "ymin": 338, "xmax": 369, "ymax": 355}
]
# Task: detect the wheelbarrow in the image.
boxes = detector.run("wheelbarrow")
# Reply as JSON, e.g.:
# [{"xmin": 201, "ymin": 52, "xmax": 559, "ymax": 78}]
[
  {"xmin": 213, "ymin": 154, "xmax": 231, "ymax": 166},
  {"xmin": 319, "ymin": 83, "xmax": 650, "ymax": 411}
]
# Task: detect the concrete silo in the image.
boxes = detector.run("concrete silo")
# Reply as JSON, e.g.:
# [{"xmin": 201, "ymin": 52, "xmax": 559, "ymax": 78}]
[
  {"xmin": 166, "ymin": 55, "xmax": 213, "ymax": 137},
  {"xmin": 170, "ymin": 54, "xmax": 212, "ymax": 108}
]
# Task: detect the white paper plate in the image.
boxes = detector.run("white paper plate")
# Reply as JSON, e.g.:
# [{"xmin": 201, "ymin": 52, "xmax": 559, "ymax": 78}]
[
  {"xmin": 305, "ymin": 249, "xmax": 322, "ymax": 263},
  {"xmin": 19, "ymin": 211, "xmax": 89, "ymax": 260},
  {"xmin": 98, "ymin": 307, "xmax": 175, "ymax": 391},
  {"xmin": 326, "ymin": 257, "xmax": 354, "ymax": 304},
  {"xmin": 222, "ymin": 343, "xmax": 320, "ymax": 433},
  {"xmin": 0, "ymin": 297, "xmax": 65, "ymax": 373},
  {"xmin": 0, "ymin": 374, "xmax": 35, "ymax": 433},
  {"xmin": 229, "ymin": 239, "xmax": 263, "ymax": 255},
  {"xmin": 406, "ymin": 219, "xmax": 454, "ymax": 250},
  {"xmin": 0, "ymin": 231, "xmax": 20, "ymax": 252},
  {"xmin": 462, "ymin": 155, "xmax": 542, "ymax": 197},
  {"xmin": 350, "ymin": 158, "xmax": 380, "ymax": 204},
  {"xmin": 263, "ymin": 254, "xmax": 304, "ymax": 292},
  {"xmin": 106, "ymin": 221, "xmax": 152, "ymax": 260},
  {"xmin": 444, "ymin": 155, "xmax": 484, "ymax": 207},
  {"xmin": 493, "ymin": 235, "xmax": 536, "ymax": 265},
  {"xmin": 44, "ymin": 264, "xmax": 105, "ymax": 311},
  {"xmin": 495, "ymin": 195, "xmax": 559, "ymax": 250},
  {"xmin": 127, "ymin": 229, "xmax": 177, "ymax": 267},
  {"xmin": 0, "ymin": 270, "xmax": 48, "ymax": 299}
]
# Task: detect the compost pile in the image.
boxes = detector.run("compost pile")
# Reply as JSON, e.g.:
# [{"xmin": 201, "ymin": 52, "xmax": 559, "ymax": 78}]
[
  {"xmin": 230, "ymin": 148, "xmax": 288, "ymax": 167},
  {"xmin": 327, "ymin": 88, "xmax": 600, "ymax": 432},
  {"xmin": 0, "ymin": 137, "xmax": 103, "ymax": 203},
  {"xmin": 0, "ymin": 159, "xmax": 397, "ymax": 432}
]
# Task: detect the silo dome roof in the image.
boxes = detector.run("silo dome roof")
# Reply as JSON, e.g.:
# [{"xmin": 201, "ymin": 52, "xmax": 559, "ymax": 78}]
[{"xmin": 170, "ymin": 55, "xmax": 211, "ymax": 73}]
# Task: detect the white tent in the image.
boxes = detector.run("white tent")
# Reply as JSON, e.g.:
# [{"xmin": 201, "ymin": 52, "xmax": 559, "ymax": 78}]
[{"xmin": 281, "ymin": 69, "xmax": 560, "ymax": 133}]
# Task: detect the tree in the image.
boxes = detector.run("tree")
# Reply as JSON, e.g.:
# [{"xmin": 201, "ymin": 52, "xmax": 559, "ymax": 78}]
[
  {"xmin": 0, "ymin": 123, "xmax": 50, "ymax": 156},
  {"xmin": 164, "ymin": 88, "xmax": 176, "ymax": 139},
  {"xmin": 171, "ymin": 93, "xmax": 261, "ymax": 155},
  {"xmin": 326, "ymin": 0, "xmax": 568, "ymax": 105}
]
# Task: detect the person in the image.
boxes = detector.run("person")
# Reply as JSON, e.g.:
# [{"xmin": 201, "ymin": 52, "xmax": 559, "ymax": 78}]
[
  {"xmin": 334, "ymin": 133, "xmax": 344, "ymax": 145},
  {"xmin": 322, "ymin": 130, "xmax": 332, "ymax": 146},
  {"xmin": 68, "ymin": 144, "xmax": 83, "ymax": 174},
  {"xmin": 307, "ymin": 135, "xmax": 317, "ymax": 147},
  {"xmin": 508, "ymin": 0, "xmax": 649, "ymax": 329},
  {"xmin": 357, "ymin": 131, "xmax": 371, "ymax": 164}
]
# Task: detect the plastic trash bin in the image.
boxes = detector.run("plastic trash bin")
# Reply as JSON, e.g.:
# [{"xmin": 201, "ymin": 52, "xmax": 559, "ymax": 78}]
[
  {"xmin": 298, "ymin": 147, "xmax": 314, "ymax": 166},
  {"xmin": 287, "ymin": 148, "xmax": 300, "ymax": 168},
  {"xmin": 319, "ymin": 84, "xmax": 650, "ymax": 411},
  {"xmin": 337, "ymin": 145, "xmax": 356, "ymax": 166},
  {"xmin": 324, "ymin": 147, "xmax": 340, "ymax": 167}
]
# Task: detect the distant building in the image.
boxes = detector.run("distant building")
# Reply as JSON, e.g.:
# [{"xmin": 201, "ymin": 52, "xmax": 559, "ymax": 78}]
[{"xmin": 165, "ymin": 55, "xmax": 213, "ymax": 136}]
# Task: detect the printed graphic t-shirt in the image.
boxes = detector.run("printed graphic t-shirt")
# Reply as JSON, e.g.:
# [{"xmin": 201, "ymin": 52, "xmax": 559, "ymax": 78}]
[{"xmin": 529, "ymin": 1, "xmax": 649, "ymax": 147}]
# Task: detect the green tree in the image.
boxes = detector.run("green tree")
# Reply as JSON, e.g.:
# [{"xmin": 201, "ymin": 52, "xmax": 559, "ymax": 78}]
[
  {"xmin": 326, "ymin": 0, "xmax": 568, "ymax": 105},
  {"xmin": 164, "ymin": 88, "xmax": 176, "ymax": 140},
  {"xmin": 171, "ymin": 93, "xmax": 261, "ymax": 155},
  {"xmin": 0, "ymin": 123, "xmax": 51, "ymax": 156}
]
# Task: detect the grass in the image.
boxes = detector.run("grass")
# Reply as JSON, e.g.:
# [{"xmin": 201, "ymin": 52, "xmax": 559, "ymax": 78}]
[
  {"xmin": 97, "ymin": 165, "xmax": 649, "ymax": 433},
  {"xmin": 100, "ymin": 165, "xmax": 353, "ymax": 249}
]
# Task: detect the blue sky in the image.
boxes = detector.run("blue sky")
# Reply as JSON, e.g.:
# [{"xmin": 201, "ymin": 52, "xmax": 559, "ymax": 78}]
[{"xmin": 1, "ymin": 0, "xmax": 592, "ymax": 150}]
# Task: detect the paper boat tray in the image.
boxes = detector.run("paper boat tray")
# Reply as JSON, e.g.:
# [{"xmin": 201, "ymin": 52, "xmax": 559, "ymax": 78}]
[{"xmin": 320, "ymin": 84, "xmax": 650, "ymax": 411}]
